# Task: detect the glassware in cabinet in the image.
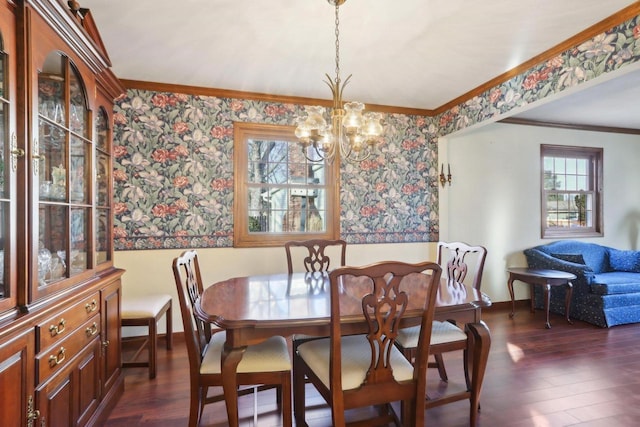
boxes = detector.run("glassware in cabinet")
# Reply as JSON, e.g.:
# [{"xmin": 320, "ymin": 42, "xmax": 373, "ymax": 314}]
[{"xmin": 35, "ymin": 51, "xmax": 90, "ymax": 294}]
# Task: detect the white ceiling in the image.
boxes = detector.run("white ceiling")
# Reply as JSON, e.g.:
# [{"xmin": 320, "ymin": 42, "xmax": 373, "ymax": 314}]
[{"xmin": 81, "ymin": 0, "xmax": 640, "ymax": 130}]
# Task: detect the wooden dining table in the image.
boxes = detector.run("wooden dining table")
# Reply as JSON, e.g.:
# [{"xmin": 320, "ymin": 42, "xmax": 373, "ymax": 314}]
[{"xmin": 195, "ymin": 271, "xmax": 492, "ymax": 427}]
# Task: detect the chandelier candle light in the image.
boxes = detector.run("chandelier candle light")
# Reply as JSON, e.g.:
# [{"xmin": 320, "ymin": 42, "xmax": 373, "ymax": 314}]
[{"xmin": 294, "ymin": 0, "xmax": 384, "ymax": 163}]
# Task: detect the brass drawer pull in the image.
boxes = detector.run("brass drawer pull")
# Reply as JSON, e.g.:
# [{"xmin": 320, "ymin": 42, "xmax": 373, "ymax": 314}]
[
  {"xmin": 86, "ymin": 322, "xmax": 98, "ymax": 337},
  {"xmin": 85, "ymin": 299, "xmax": 98, "ymax": 313},
  {"xmin": 48, "ymin": 347, "xmax": 66, "ymax": 367},
  {"xmin": 49, "ymin": 319, "xmax": 66, "ymax": 337}
]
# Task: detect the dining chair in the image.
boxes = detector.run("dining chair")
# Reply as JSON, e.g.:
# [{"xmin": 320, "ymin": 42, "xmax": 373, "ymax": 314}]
[
  {"xmin": 284, "ymin": 238, "xmax": 347, "ymax": 274},
  {"xmin": 285, "ymin": 238, "xmax": 348, "ymax": 384},
  {"xmin": 395, "ymin": 241, "xmax": 489, "ymax": 426},
  {"xmin": 172, "ymin": 250, "xmax": 292, "ymax": 427},
  {"xmin": 433, "ymin": 241, "xmax": 487, "ymax": 381},
  {"xmin": 293, "ymin": 260, "xmax": 442, "ymax": 427}
]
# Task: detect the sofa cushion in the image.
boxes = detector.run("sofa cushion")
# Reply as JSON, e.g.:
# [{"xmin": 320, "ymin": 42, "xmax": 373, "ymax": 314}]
[
  {"xmin": 591, "ymin": 272, "xmax": 640, "ymax": 295},
  {"xmin": 551, "ymin": 253, "xmax": 586, "ymax": 265},
  {"xmin": 536, "ymin": 241, "xmax": 609, "ymax": 273},
  {"xmin": 607, "ymin": 248, "xmax": 640, "ymax": 273}
]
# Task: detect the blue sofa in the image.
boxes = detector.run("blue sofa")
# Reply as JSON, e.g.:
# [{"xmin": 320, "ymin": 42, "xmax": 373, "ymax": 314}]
[{"xmin": 523, "ymin": 240, "xmax": 640, "ymax": 327}]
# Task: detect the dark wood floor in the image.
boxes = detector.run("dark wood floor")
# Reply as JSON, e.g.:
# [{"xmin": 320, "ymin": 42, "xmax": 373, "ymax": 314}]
[{"xmin": 104, "ymin": 305, "xmax": 640, "ymax": 426}]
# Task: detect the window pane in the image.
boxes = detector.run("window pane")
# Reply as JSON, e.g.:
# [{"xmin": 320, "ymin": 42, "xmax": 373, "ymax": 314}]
[
  {"xmin": 554, "ymin": 157, "xmax": 565, "ymax": 174},
  {"xmin": 543, "ymin": 169, "xmax": 556, "ymax": 190},
  {"xmin": 584, "ymin": 194, "xmax": 594, "ymax": 227},
  {"xmin": 576, "ymin": 158, "xmax": 587, "ymax": 175},
  {"xmin": 310, "ymin": 163, "xmax": 326, "ymax": 185},
  {"xmin": 576, "ymin": 175, "xmax": 587, "ymax": 190}
]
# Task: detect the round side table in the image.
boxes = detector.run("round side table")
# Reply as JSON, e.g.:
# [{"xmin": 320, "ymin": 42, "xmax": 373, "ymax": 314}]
[{"xmin": 507, "ymin": 267, "xmax": 576, "ymax": 329}]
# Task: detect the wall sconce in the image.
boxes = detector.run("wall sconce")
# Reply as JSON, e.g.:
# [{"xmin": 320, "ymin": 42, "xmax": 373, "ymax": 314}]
[{"xmin": 439, "ymin": 163, "xmax": 452, "ymax": 187}]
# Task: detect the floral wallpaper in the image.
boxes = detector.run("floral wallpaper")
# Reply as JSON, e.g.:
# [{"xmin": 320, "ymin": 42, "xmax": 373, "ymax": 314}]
[
  {"xmin": 113, "ymin": 12, "xmax": 640, "ymax": 250},
  {"xmin": 432, "ymin": 14, "xmax": 640, "ymax": 137},
  {"xmin": 113, "ymin": 96, "xmax": 438, "ymax": 249}
]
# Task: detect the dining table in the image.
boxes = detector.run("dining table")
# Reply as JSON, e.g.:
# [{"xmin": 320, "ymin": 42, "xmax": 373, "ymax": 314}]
[{"xmin": 195, "ymin": 271, "xmax": 492, "ymax": 427}]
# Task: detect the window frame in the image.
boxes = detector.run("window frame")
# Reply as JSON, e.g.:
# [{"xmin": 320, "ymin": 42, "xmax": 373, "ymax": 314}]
[
  {"xmin": 233, "ymin": 122, "xmax": 340, "ymax": 248},
  {"xmin": 540, "ymin": 144, "xmax": 603, "ymax": 239}
]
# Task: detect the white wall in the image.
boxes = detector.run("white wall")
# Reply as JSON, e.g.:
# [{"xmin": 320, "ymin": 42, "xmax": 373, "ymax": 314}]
[
  {"xmin": 116, "ymin": 242, "xmax": 436, "ymax": 334},
  {"xmin": 440, "ymin": 122, "xmax": 640, "ymax": 303}
]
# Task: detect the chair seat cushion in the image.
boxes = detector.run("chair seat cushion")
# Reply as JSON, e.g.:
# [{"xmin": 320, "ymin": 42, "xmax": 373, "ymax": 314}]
[
  {"xmin": 201, "ymin": 332, "xmax": 291, "ymax": 374},
  {"xmin": 297, "ymin": 334, "xmax": 414, "ymax": 391},
  {"xmin": 395, "ymin": 321, "xmax": 467, "ymax": 349},
  {"xmin": 122, "ymin": 294, "xmax": 172, "ymax": 319}
]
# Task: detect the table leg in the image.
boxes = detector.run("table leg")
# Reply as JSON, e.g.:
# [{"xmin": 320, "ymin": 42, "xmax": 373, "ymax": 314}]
[
  {"xmin": 529, "ymin": 283, "xmax": 536, "ymax": 313},
  {"xmin": 507, "ymin": 274, "xmax": 516, "ymax": 318},
  {"xmin": 221, "ymin": 343, "xmax": 246, "ymax": 427},
  {"xmin": 564, "ymin": 281, "xmax": 574, "ymax": 325},
  {"xmin": 544, "ymin": 283, "xmax": 552, "ymax": 329}
]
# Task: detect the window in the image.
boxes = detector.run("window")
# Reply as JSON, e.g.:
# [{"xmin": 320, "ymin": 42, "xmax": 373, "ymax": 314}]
[
  {"xmin": 233, "ymin": 122, "xmax": 339, "ymax": 247},
  {"xmin": 541, "ymin": 144, "xmax": 602, "ymax": 238}
]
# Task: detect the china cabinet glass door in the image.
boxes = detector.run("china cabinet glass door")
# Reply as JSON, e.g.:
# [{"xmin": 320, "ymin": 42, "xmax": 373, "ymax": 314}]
[
  {"xmin": 35, "ymin": 51, "xmax": 91, "ymax": 298},
  {"xmin": 95, "ymin": 107, "xmax": 111, "ymax": 266},
  {"xmin": 0, "ymin": 14, "xmax": 16, "ymax": 312}
]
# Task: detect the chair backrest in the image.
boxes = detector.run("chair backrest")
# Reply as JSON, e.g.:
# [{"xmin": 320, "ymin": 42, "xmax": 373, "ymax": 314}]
[
  {"xmin": 328, "ymin": 261, "xmax": 441, "ymax": 406},
  {"xmin": 172, "ymin": 250, "xmax": 211, "ymax": 373},
  {"xmin": 437, "ymin": 241, "xmax": 487, "ymax": 290},
  {"xmin": 285, "ymin": 239, "xmax": 347, "ymax": 274}
]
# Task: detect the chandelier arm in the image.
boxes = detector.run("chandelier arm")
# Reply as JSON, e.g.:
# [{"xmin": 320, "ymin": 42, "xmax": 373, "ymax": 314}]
[
  {"xmin": 303, "ymin": 146, "xmax": 324, "ymax": 163},
  {"xmin": 345, "ymin": 147, "xmax": 372, "ymax": 163},
  {"xmin": 337, "ymin": 74, "xmax": 351, "ymax": 108},
  {"xmin": 314, "ymin": 141, "xmax": 338, "ymax": 164}
]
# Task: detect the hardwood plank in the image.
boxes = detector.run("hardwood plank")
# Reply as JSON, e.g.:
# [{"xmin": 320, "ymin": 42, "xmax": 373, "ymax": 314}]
[{"xmin": 105, "ymin": 306, "xmax": 640, "ymax": 426}]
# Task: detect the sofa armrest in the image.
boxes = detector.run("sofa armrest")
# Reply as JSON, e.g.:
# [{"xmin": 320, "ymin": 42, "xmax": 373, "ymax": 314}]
[{"xmin": 523, "ymin": 248, "xmax": 596, "ymax": 282}]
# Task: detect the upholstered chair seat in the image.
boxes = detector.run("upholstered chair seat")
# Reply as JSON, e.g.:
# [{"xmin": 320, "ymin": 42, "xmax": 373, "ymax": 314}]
[
  {"xmin": 297, "ymin": 334, "xmax": 415, "ymax": 390},
  {"xmin": 201, "ymin": 332, "xmax": 291, "ymax": 375}
]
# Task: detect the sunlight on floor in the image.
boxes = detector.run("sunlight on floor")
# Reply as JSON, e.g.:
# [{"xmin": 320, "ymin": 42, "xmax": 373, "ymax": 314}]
[
  {"xmin": 528, "ymin": 409, "xmax": 552, "ymax": 427},
  {"xmin": 507, "ymin": 341, "xmax": 525, "ymax": 363}
]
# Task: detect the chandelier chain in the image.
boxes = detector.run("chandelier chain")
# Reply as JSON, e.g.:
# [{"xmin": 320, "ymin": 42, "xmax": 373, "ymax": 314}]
[{"xmin": 334, "ymin": 3, "xmax": 340, "ymax": 86}]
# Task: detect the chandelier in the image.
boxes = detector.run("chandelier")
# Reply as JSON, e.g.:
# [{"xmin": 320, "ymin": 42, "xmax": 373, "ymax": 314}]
[{"xmin": 294, "ymin": 0, "xmax": 384, "ymax": 163}]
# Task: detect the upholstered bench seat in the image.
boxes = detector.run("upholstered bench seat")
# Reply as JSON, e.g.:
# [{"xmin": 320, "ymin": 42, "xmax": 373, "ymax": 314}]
[{"xmin": 121, "ymin": 294, "xmax": 172, "ymax": 379}]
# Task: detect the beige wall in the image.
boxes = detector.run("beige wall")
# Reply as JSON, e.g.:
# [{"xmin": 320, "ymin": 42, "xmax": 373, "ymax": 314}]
[{"xmin": 117, "ymin": 242, "xmax": 436, "ymax": 334}]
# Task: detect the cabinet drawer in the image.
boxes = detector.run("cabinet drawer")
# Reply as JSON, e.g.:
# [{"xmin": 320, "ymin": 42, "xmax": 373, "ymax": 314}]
[
  {"xmin": 37, "ymin": 292, "xmax": 100, "ymax": 351},
  {"xmin": 36, "ymin": 314, "xmax": 101, "ymax": 384}
]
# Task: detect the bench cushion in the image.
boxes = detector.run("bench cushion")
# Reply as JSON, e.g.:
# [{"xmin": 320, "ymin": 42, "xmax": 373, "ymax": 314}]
[{"xmin": 122, "ymin": 294, "xmax": 172, "ymax": 319}]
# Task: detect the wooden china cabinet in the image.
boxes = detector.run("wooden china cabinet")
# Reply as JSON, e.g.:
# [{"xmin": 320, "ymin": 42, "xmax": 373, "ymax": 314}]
[{"xmin": 0, "ymin": 1, "xmax": 125, "ymax": 425}]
